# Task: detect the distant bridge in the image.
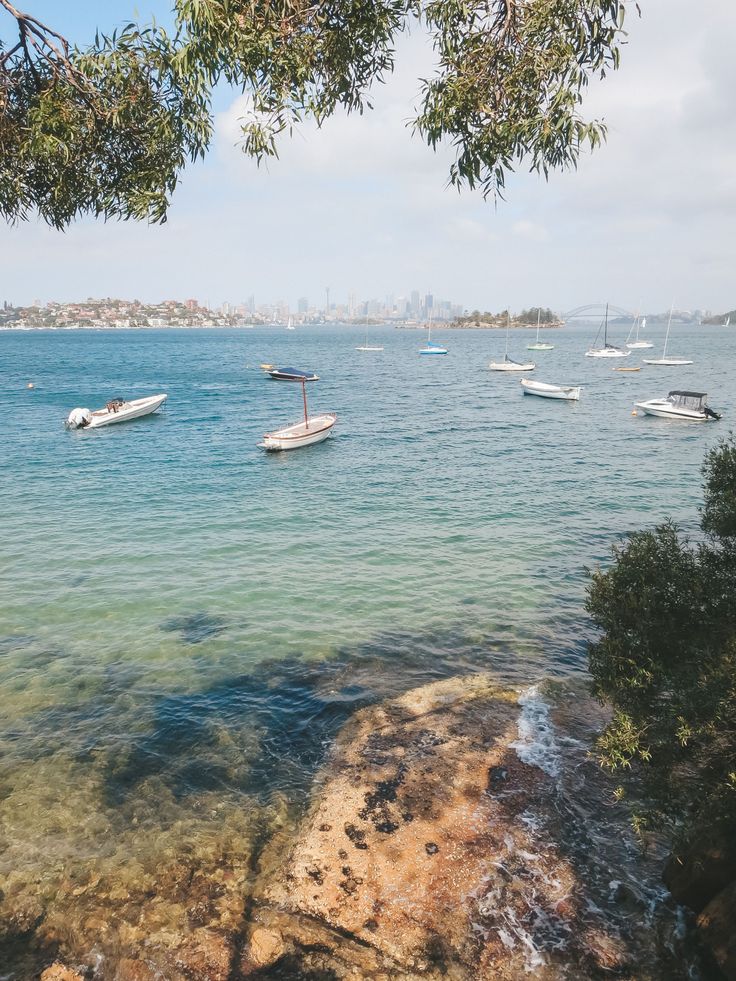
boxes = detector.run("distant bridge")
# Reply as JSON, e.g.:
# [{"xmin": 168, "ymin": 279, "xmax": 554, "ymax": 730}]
[{"xmin": 563, "ymin": 304, "xmax": 635, "ymax": 320}]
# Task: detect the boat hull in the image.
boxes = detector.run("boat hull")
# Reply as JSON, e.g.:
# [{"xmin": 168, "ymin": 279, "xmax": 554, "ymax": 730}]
[
  {"xmin": 626, "ymin": 342, "xmax": 654, "ymax": 349},
  {"xmin": 419, "ymin": 347, "xmax": 448, "ymax": 355},
  {"xmin": 259, "ymin": 414, "xmax": 337, "ymax": 451},
  {"xmin": 585, "ymin": 348, "xmax": 630, "ymax": 358},
  {"xmin": 642, "ymin": 359, "xmax": 694, "ymax": 366},
  {"xmin": 489, "ymin": 362, "xmax": 535, "ymax": 372},
  {"xmin": 527, "ymin": 343, "xmax": 554, "ymax": 351},
  {"xmin": 356, "ymin": 347, "xmax": 384, "ymax": 352},
  {"xmin": 268, "ymin": 369, "xmax": 320, "ymax": 381},
  {"xmin": 520, "ymin": 379, "xmax": 580, "ymax": 400},
  {"xmin": 70, "ymin": 394, "xmax": 168, "ymax": 429},
  {"xmin": 635, "ymin": 400, "xmax": 712, "ymax": 421}
]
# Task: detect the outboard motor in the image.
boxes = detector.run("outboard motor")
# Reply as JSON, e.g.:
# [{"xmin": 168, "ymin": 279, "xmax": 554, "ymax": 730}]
[{"xmin": 66, "ymin": 407, "xmax": 92, "ymax": 429}]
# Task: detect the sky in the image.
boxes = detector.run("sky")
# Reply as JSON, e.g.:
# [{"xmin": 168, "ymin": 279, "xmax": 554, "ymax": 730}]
[{"xmin": 1, "ymin": 1, "xmax": 735, "ymax": 313}]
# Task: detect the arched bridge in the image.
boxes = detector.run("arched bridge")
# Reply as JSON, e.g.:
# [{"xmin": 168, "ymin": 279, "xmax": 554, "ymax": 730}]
[{"xmin": 563, "ymin": 304, "xmax": 635, "ymax": 320}]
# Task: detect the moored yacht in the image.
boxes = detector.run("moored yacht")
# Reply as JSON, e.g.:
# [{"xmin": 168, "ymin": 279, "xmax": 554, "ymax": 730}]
[{"xmin": 635, "ymin": 391, "xmax": 721, "ymax": 422}]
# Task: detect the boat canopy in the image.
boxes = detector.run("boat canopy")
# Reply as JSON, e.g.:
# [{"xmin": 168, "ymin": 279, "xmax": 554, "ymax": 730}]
[
  {"xmin": 276, "ymin": 367, "xmax": 316, "ymax": 379},
  {"xmin": 668, "ymin": 391, "xmax": 706, "ymax": 409}
]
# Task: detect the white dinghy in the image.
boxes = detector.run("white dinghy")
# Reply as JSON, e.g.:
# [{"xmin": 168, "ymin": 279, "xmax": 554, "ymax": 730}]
[
  {"xmin": 259, "ymin": 372, "xmax": 336, "ymax": 451},
  {"xmin": 635, "ymin": 390, "xmax": 721, "ymax": 422},
  {"xmin": 520, "ymin": 378, "xmax": 581, "ymax": 401},
  {"xmin": 65, "ymin": 394, "xmax": 167, "ymax": 429}
]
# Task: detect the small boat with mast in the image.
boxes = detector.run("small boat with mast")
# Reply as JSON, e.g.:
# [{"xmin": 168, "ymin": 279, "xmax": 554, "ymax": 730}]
[
  {"xmin": 356, "ymin": 330, "xmax": 383, "ymax": 352},
  {"xmin": 625, "ymin": 313, "xmax": 653, "ymax": 349},
  {"xmin": 643, "ymin": 305, "xmax": 693, "ymax": 366},
  {"xmin": 419, "ymin": 312, "xmax": 447, "ymax": 355},
  {"xmin": 527, "ymin": 309, "xmax": 554, "ymax": 351},
  {"xmin": 585, "ymin": 304, "xmax": 630, "ymax": 358},
  {"xmin": 259, "ymin": 371, "xmax": 336, "ymax": 451},
  {"xmin": 489, "ymin": 311, "xmax": 535, "ymax": 371}
]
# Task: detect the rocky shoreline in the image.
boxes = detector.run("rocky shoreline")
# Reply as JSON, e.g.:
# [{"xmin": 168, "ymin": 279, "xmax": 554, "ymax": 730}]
[{"xmin": 4, "ymin": 674, "xmax": 731, "ymax": 980}]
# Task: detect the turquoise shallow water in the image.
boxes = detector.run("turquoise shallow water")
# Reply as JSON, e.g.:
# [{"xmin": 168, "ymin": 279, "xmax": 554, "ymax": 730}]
[
  {"xmin": 2, "ymin": 323, "xmax": 734, "ymax": 727},
  {"xmin": 0, "ymin": 322, "xmax": 733, "ymax": 974}
]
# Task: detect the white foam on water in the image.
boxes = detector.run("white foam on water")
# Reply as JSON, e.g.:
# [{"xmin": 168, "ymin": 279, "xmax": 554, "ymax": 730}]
[{"xmin": 510, "ymin": 684, "xmax": 562, "ymax": 779}]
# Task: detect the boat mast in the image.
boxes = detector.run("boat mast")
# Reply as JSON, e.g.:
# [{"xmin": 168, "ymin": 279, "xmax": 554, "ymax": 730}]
[
  {"xmin": 505, "ymin": 309, "xmax": 510, "ymax": 358},
  {"xmin": 301, "ymin": 379, "xmax": 309, "ymax": 429},
  {"xmin": 604, "ymin": 303, "xmax": 609, "ymax": 347},
  {"xmin": 536, "ymin": 308, "xmax": 541, "ymax": 342},
  {"xmin": 663, "ymin": 302, "xmax": 674, "ymax": 359}
]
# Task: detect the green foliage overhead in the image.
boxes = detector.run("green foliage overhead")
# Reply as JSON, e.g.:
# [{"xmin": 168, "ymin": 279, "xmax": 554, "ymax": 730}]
[
  {"xmin": 0, "ymin": 1, "xmax": 630, "ymax": 228},
  {"xmin": 587, "ymin": 436, "xmax": 736, "ymax": 838}
]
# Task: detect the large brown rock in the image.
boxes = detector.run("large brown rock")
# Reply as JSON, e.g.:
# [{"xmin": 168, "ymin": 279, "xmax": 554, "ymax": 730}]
[
  {"xmin": 40, "ymin": 964, "xmax": 85, "ymax": 981},
  {"xmin": 241, "ymin": 675, "xmax": 629, "ymax": 980},
  {"xmin": 697, "ymin": 880, "xmax": 736, "ymax": 980},
  {"xmin": 664, "ymin": 822, "xmax": 736, "ymax": 913}
]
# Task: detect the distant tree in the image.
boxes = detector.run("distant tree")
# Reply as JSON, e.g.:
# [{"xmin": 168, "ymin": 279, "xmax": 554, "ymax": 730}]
[
  {"xmin": 518, "ymin": 306, "xmax": 556, "ymax": 323},
  {"xmin": 0, "ymin": 0, "xmax": 630, "ymax": 228},
  {"xmin": 587, "ymin": 436, "xmax": 736, "ymax": 838}
]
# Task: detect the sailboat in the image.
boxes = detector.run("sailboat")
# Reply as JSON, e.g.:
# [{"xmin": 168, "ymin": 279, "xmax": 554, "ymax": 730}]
[
  {"xmin": 489, "ymin": 311, "xmax": 536, "ymax": 371},
  {"xmin": 419, "ymin": 313, "xmax": 447, "ymax": 355},
  {"xmin": 625, "ymin": 313, "xmax": 654, "ymax": 350},
  {"xmin": 258, "ymin": 372, "xmax": 336, "ymax": 450},
  {"xmin": 285, "ymin": 316, "xmax": 295, "ymax": 331},
  {"xmin": 527, "ymin": 309, "xmax": 554, "ymax": 351},
  {"xmin": 585, "ymin": 305, "xmax": 630, "ymax": 358},
  {"xmin": 356, "ymin": 330, "xmax": 383, "ymax": 352},
  {"xmin": 643, "ymin": 305, "xmax": 693, "ymax": 366}
]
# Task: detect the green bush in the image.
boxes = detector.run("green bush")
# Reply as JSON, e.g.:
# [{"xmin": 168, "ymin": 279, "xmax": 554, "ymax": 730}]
[{"xmin": 587, "ymin": 436, "xmax": 736, "ymax": 837}]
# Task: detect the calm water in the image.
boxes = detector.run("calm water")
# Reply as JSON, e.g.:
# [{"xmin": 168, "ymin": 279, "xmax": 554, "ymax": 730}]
[{"xmin": 0, "ymin": 322, "xmax": 732, "ymax": 974}]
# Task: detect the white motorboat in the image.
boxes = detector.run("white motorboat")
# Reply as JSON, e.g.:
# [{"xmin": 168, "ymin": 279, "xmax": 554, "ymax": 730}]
[
  {"xmin": 585, "ymin": 304, "xmax": 630, "ymax": 358},
  {"xmin": 643, "ymin": 304, "xmax": 693, "ymax": 365},
  {"xmin": 520, "ymin": 378, "xmax": 581, "ymax": 401},
  {"xmin": 259, "ymin": 375, "xmax": 336, "ymax": 451},
  {"xmin": 626, "ymin": 314, "xmax": 653, "ymax": 349},
  {"xmin": 527, "ymin": 310, "xmax": 554, "ymax": 351},
  {"xmin": 65, "ymin": 394, "xmax": 167, "ymax": 429},
  {"xmin": 490, "ymin": 312, "xmax": 535, "ymax": 370},
  {"xmin": 635, "ymin": 390, "xmax": 721, "ymax": 422}
]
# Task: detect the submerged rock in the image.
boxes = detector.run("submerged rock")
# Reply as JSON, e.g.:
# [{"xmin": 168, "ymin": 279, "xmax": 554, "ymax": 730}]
[
  {"xmin": 241, "ymin": 675, "xmax": 637, "ymax": 980},
  {"xmin": 697, "ymin": 881, "xmax": 736, "ymax": 980}
]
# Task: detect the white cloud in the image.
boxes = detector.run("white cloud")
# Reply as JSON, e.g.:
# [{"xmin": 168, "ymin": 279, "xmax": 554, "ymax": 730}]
[{"xmin": 1, "ymin": 1, "xmax": 735, "ymax": 312}]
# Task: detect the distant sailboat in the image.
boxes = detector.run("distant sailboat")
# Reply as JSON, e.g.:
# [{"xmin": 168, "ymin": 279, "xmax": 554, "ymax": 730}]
[
  {"xmin": 285, "ymin": 316, "xmax": 295, "ymax": 331},
  {"xmin": 626, "ymin": 313, "xmax": 654, "ymax": 350},
  {"xmin": 356, "ymin": 330, "xmax": 383, "ymax": 352},
  {"xmin": 527, "ymin": 309, "xmax": 554, "ymax": 351},
  {"xmin": 489, "ymin": 311, "xmax": 536, "ymax": 371},
  {"xmin": 419, "ymin": 312, "xmax": 447, "ymax": 355},
  {"xmin": 585, "ymin": 304, "xmax": 630, "ymax": 358},
  {"xmin": 725, "ymin": 315, "xmax": 731, "ymax": 327},
  {"xmin": 643, "ymin": 304, "xmax": 693, "ymax": 366}
]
